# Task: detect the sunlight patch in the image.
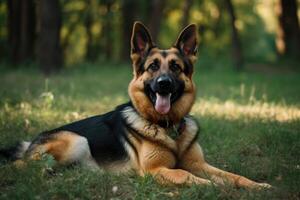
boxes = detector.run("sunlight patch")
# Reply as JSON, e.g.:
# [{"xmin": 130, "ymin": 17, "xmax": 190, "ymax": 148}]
[{"xmin": 192, "ymin": 99, "xmax": 300, "ymax": 122}]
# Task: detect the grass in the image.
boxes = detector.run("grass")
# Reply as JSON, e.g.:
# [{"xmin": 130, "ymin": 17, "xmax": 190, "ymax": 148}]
[{"xmin": 0, "ymin": 63, "xmax": 299, "ymax": 199}]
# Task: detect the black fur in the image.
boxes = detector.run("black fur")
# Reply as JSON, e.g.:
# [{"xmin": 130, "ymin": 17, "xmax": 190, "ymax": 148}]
[
  {"xmin": 144, "ymin": 73, "xmax": 185, "ymax": 106},
  {"xmin": 0, "ymin": 144, "xmax": 19, "ymax": 160},
  {"xmin": 173, "ymin": 50, "xmax": 194, "ymax": 75},
  {"xmin": 27, "ymin": 102, "xmax": 136, "ymax": 165},
  {"xmin": 0, "ymin": 142, "xmax": 27, "ymax": 161}
]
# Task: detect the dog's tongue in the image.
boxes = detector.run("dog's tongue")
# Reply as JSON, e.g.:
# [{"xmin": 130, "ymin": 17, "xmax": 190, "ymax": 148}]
[{"xmin": 155, "ymin": 93, "xmax": 171, "ymax": 115}]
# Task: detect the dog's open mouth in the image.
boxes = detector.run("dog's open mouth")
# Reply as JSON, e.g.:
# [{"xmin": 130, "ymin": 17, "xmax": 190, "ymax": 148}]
[
  {"xmin": 148, "ymin": 91, "xmax": 179, "ymax": 115},
  {"xmin": 145, "ymin": 76, "xmax": 184, "ymax": 115},
  {"xmin": 155, "ymin": 93, "xmax": 171, "ymax": 114}
]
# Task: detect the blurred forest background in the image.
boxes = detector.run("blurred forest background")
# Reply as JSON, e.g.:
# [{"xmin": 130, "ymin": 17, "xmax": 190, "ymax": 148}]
[
  {"xmin": 0, "ymin": 1, "xmax": 300, "ymax": 199},
  {"xmin": 0, "ymin": 0, "xmax": 299, "ymax": 74}
]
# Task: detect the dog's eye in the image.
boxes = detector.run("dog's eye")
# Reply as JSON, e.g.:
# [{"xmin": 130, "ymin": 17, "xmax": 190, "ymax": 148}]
[
  {"xmin": 148, "ymin": 63, "xmax": 159, "ymax": 72},
  {"xmin": 170, "ymin": 63, "xmax": 182, "ymax": 74}
]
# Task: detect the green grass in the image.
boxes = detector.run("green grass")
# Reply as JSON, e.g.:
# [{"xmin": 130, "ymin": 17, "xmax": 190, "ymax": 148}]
[{"xmin": 0, "ymin": 63, "xmax": 300, "ymax": 199}]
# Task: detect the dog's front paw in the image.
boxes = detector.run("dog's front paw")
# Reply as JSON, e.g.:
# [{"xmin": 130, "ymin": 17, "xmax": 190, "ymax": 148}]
[{"xmin": 254, "ymin": 182, "xmax": 272, "ymax": 190}]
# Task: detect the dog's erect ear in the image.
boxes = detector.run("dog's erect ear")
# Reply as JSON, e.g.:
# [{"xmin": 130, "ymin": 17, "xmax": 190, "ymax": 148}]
[
  {"xmin": 131, "ymin": 22, "xmax": 154, "ymax": 58},
  {"xmin": 174, "ymin": 24, "xmax": 198, "ymax": 58}
]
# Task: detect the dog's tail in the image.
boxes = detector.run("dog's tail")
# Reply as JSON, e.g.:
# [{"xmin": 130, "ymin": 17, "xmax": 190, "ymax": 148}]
[{"xmin": 0, "ymin": 141, "xmax": 31, "ymax": 161}]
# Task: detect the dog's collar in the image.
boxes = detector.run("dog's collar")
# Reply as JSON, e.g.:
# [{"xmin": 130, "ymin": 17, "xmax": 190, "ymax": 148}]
[{"xmin": 161, "ymin": 119, "xmax": 186, "ymax": 140}]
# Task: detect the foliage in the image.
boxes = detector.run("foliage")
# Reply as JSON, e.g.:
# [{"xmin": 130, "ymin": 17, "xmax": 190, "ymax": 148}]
[{"xmin": 0, "ymin": 0, "xmax": 296, "ymax": 66}]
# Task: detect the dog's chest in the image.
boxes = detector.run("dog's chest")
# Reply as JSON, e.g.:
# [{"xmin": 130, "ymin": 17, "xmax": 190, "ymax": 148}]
[{"xmin": 122, "ymin": 106, "xmax": 199, "ymax": 168}]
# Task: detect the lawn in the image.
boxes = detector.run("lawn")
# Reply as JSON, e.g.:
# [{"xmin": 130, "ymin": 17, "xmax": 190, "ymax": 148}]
[{"xmin": 0, "ymin": 63, "xmax": 299, "ymax": 199}]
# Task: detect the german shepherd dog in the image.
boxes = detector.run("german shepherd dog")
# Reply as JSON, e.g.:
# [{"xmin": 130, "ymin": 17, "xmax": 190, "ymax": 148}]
[{"xmin": 1, "ymin": 22, "xmax": 270, "ymax": 189}]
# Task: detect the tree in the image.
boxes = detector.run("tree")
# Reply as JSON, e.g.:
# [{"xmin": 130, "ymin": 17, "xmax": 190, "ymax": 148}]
[
  {"xmin": 147, "ymin": 0, "xmax": 166, "ymax": 43},
  {"xmin": 103, "ymin": 0, "xmax": 114, "ymax": 60},
  {"xmin": 121, "ymin": 0, "xmax": 138, "ymax": 61},
  {"xmin": 37, "ymin": 0, "xmax": 63, "ymax": 74},
  {"xmin": 7, "ymin": 0, "xmax": 36, "ymax": 65},
  {"xmin": 84, "ymin": 0, "xmax": 95, "ymax": 61},
  {"xmin": 224, "ymin": 0, "xmax": 243, "ymax": 70},
  {"xmin": 181, "ymin": 0, "xmax": 193, "ymax": 28},
  {"xmin": 275, "ymin": 0, "xmax": 300, "ymax": 59}
]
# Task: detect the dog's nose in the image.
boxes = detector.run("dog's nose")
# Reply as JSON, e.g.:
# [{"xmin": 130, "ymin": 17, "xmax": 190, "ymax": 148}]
[{"xmin": 157, "ymin": 75, "xmax": 173, "ymax": 91}]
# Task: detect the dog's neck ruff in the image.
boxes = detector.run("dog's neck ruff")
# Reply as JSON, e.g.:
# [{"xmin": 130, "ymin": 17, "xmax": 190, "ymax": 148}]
[
  {"xmin": 121, "ymin": 105, "xmax": 200, "ymax": 156},
  {"xmin": 122, "ymin": 106, "xmax": 185, "ymax": 138}
]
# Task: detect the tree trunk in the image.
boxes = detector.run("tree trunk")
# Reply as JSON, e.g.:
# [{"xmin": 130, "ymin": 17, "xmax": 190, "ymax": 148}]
[
  {"xmin": 7, "ymin": 0, "xmax": 20, "ymax": 64},
  {"xmin": 84, "ymin": 0, "xmax": 95, "ymax": 61},
  {"xmin": 37, "ymin": 0, "xmax": 62, "ymax": 75},
  {"xmin": 147, "ymin": 0, "xmax": 166, "ymax": 43},
  {"xmin": 7, "ymin": 0, "xmax": 35, "ymax": 65},
  {"xmin": 121, "ymin": 0, "xmax": 138, "ymax": 61},
  {"xmin": 225, "ymin": 0, "xmax": 243, "ymax": 71},
  {"xmin": 275, "ymin": 0, "xmax": 300, "ymax": 59},
  {"xmin": 181, "ymin": 0, "xmax": 193, "ymax": 28},
  {"xmin": 104, "ymin": 0, "xmax": 114, "ymax": 60}
]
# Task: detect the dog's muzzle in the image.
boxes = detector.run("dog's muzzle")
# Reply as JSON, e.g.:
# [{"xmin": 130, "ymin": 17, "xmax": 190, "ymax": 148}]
[
  {"xmin": 153, "ymin": 75, "xmax": 173, "ymax": 114},
  {"xmin": 156, "ymin": 75, "xmax": 173, "ymax": 95},
  {"xmin": 145, "ymin": 74, "xmax": 184, "ymax": 115}
]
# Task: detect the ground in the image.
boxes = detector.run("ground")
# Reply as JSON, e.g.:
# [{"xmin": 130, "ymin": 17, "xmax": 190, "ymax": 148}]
[{"xmin": 0, "ymin": 63, "xmax": 299, "ymax": 199}]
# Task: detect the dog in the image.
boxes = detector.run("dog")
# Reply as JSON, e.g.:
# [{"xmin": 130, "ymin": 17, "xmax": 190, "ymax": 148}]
[{"xmin": 0, "ymin": 22, "xmax": 270, "ymax": 189}]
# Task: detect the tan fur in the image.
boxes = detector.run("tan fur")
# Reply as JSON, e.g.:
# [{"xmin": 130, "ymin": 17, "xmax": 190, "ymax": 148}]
[
  {"xmin": 129, "ymin": 48, "xmax": 196, "ymax": 124},
  {"xmin": 29, "ymin": 132, "xmax": 74, "ymax": 162},
  {"xmin": 121, "ymin": 106, "xmax": 271, "ymax": 188},
  {"xmin": 122, "ymin": 107, "xmax": 177, "ymax": 152},
  {"xmin": 27, "ymin": 131, "xmax": 99, "ymax": 169},
  {"xmin": 43, "ymin": 134, "xmax": 71, "ymax": 162}
]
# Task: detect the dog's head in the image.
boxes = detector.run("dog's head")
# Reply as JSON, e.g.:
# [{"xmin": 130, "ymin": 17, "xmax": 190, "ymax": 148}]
[{"xmin": 128, "ymin": 22, "xmax": 198, "ymax": 124}]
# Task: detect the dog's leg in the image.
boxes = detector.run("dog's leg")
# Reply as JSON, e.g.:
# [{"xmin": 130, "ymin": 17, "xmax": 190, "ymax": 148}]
[
  {"xmin": 26, "ymin": 131, "xmax": 99, "ymax": 170},
  {"xmin": 197, "ymin": 163, "xmax": 271, "ymax": 189},
  {"xmin": 139, "ymin": 142, "xmax": 212, "ymax": 186},
  {"xmin": 147, "ymin": 167, "xmax": 213, "ymax": 186},
  {"xmin": 180, "ymin": 143, "xmax": 271, "ymax": 189}
]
